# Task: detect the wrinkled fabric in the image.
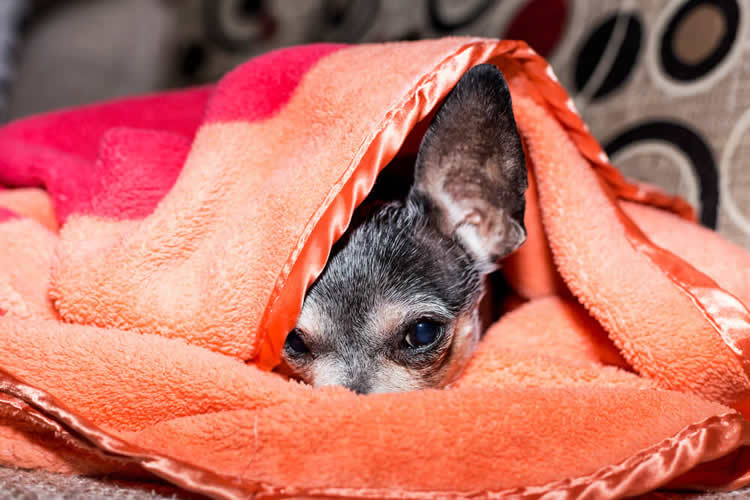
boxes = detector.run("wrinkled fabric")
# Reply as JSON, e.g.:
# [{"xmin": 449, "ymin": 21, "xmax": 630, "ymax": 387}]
[{"xmin": 1, "ymin": 39, "xmax": 750, "ymax": 499}]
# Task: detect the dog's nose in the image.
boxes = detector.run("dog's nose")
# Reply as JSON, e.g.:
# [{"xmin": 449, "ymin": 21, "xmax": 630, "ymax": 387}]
[
  {"xmin": 347, "ymin": 382, "xmax": 370, "ymax": 395},
  {"xmin": 345, "ymin": 374, "xmax": 372, "ymax": 395}
]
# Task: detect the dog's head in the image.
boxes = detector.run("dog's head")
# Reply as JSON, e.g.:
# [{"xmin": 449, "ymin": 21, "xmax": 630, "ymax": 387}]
[{"xmin": 282, "ymin": 64, "xmax": 527, "ymax": 393}]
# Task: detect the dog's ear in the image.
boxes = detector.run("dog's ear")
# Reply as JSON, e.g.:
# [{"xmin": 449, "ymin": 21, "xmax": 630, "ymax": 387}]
[{"xmin": 409, "ymin": 64, "xmax": 527, "ymax": 268}]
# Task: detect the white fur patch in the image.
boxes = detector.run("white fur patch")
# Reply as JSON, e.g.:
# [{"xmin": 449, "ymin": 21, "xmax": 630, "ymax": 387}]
[{"xmin": 311, "ymin": 356, "xmax": 349, "ymax": 388}]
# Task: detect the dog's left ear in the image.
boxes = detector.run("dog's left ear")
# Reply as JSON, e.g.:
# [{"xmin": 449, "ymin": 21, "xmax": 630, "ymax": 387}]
[{"xmin": 409, "ymin": 63, "xmax": 528, "ymax": 268}]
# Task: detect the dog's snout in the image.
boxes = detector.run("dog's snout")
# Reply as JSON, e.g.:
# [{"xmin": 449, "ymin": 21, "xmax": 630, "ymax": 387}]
[{"xmin": 345, "ymin": 373, "xmax": 372, "ymax": 395}]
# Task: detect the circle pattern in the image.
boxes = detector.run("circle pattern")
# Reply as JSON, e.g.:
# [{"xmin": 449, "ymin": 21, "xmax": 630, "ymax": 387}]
[
  {"xmin": 427, "ymin": 0, "xmax": 495, "ymax": 33},
  {"xmin": 605, "ymin": 121, "xmax": 719, "ymax": 228},
  {"xmin": 574, "ymin": 12, "xmax": 642, "ymax": 100},
  {"xmin": 646, "ymin": 0, "xmax": 748, "ymax": 96},
  {"xmin": 202, "ymin": 0, "xmax": 276, "ymax": 52},
  {"xmin": 609, "ymin": 141, "xmax": 701, "ymax": 211},
  {"xmin": 719, "ymin": 107, "xmax": 750, "ymax": 236},
  {"xmin": 318, "ymin": 0, "xmax": 380, "ymax": 42},
  {"xmin": 660, "ymin": 0, "xmax": 739, "ymax": 82}
]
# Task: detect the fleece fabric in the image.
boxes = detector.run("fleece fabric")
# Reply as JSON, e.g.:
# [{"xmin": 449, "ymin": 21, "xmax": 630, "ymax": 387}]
[{"xmin": 1, "ymin": 38, "xmax": 750, "ymax": 499}]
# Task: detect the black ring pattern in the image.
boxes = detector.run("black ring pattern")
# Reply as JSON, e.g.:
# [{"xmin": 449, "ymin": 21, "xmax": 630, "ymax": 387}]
[
  {"xmin": 605, "ymin": 121, "xmax": 719, "ymax": 228},
  {"xmin": 317, "ymin": 0, "xmax": 380, "ymax": 42},
  {"xmin": 659, "ymin": 0, "xmax": 739, "ymax": 82},
  {"xmin": 202, "ymin": 0, "xmax": 275, "ymax": 52},
  {"xmin": 574, "ymin": 12, "xmax": 643, "ymax": 100},
  {"xmin": 427, "ymin": 0, "xmax": 495, "ymax": 33}
]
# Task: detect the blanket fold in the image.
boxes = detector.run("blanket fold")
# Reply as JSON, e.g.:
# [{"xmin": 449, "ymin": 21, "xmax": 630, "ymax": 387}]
[{"xmin": 2, "ymin": 38, "xmax": 750, "ymax": 498}]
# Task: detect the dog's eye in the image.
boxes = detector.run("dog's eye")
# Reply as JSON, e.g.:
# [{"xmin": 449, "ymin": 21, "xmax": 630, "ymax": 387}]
[
  {"xmin": 284, "ymin": 329, "xmax": 310, "ymax": 355},
  {"xmin": 404, "ymin": 320, "xmax": 442, "ymax": 349}
]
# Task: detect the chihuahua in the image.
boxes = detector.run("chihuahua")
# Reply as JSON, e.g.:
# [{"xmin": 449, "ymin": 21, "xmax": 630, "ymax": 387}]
[{"xmin": 281, "ymin": 64, "xmax": 528, "ymax": 394}]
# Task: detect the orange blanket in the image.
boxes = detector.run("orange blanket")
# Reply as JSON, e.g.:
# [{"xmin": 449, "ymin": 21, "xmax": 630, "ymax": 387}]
[{"xmin": 2, "ymin": 38, "xmax": 750, "ymax": 499}]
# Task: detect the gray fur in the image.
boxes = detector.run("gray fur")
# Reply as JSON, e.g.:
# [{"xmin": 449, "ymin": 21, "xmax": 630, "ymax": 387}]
[{"xmin": 282, "ymin": 64, "xmax": 527, "ymax": 394}]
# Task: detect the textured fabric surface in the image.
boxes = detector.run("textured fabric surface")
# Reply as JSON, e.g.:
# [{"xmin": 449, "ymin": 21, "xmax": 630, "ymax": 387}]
[
  {"xmin": 2, "ymin": 40, "xmax": 750, "ymax": 498},
  {"xmin": 544, "ymin": 0, "xmax": 750, "ymax": 252},
  {"xmin": 11, "ymin": 1, "xmax": 750, "ymax": 247},
  {"xmin": 4, "ymin": 2, "xmax": 750, "ymax": 499},
  {"xmin": 1, "ymin": 468, "xmax": 749, "ymax": 500},
  {"xmin": 0, "ymin": 467, "xmax": 189, "ymax": 500}
]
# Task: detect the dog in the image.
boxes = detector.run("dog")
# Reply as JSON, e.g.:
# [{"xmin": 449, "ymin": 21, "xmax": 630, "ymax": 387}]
[{"xmin": 281, "ymin": 64, "xmax": 528, "ymax": 394}]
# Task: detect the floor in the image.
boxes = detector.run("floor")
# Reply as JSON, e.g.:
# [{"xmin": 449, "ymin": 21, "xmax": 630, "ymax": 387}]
[
  {"xmin": 0, "ymin": 467, "xmax": 195, "ymax": 500},
  {"xmin": 2, "ymin": 465, "xmax": 750, "ymax": 500}
]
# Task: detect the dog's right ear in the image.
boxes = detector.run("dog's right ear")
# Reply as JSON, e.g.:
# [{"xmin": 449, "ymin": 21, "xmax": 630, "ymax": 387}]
[{"xmin": 409, "ymin": 64, "xmax": 528, "ymax": 269}]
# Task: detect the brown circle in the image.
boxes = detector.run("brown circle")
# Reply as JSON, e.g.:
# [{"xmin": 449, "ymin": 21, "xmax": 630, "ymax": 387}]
[{"xmin": 673, "ymin": 4, "xmax": 726, "ymax": 65}]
